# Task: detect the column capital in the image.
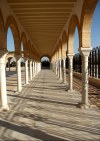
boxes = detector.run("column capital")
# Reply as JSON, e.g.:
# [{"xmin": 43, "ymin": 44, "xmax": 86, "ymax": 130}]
[
  {"xmin": 78, "ymin": 47, "xmax": 92, "ymax": 57},
  {"xmin": 67, "ymin": 53, "xmax": 74, "ymax": 59},
  {"xmin": 62, "ymin": 58, "xmax": 66, "ymax": 60},
  {"xmin": 58, "ymin": 58, "xmax": 62, "ymax": 61}
]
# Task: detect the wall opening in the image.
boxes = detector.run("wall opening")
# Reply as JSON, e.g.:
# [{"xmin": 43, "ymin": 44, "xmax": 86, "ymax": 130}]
[
  {"xmin": 41, "ymin": 57, "xmax": 50, "ymax": 69},
  {"xmin": 7, "ymin": 27, "xmax": 15, "ymax": 52}
]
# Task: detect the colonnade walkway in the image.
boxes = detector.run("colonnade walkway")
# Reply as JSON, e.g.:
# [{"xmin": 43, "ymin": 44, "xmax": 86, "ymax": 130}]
[{"xmin": 0, "ymin": 70, "xmax": 100, "ymax": 141}]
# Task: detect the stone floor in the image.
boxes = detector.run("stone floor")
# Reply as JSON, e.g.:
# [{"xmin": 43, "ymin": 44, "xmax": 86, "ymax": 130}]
[
  {"xmin": 0, "ymin": 69, "xmax": 100, "ymax": 141},
  {"xmin": 71, "ymin": 75, "xmax": 100, "ymax": 109}
]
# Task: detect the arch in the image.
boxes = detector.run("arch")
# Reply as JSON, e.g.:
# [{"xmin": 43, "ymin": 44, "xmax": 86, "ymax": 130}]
[
  {"xmin": 80, "ymin": 0, "xmax": 98, "ymax": 47},
  {"xmin": 62, "ymin": 31, "xmax": 68, "ymax": 58},
  {"xmin": 68, "ymin": 15, "xmax": 80, "ymax": 54},
  {"xmin": 5, "ymin": 15, "xmax": 21, "ymax": 54},
  {"xmin": 0, "ymin": 9, "xmax": 6, "ymax": 51},
  {"xmin": 21, "ymin": 32, "xmax": 27, "ymax": 51},
  {"xmin": 41, "ymin": 56, "xmax": 50, "ymax": 69},
  {"xmin": 40, "ymin": 55, "xmax": 51, "ymax": 61}
]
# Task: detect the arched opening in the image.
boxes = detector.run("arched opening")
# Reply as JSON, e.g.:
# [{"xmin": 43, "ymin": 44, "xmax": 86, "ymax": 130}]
[
  {"xmin": 7, "ymin": 27, "xmax": 15, "ymax": 52},
  {"xmin": 68, "ymin": 15, "xmax": 80, "ymax": 92},
  {"xmin": 6, "ymin": 16, "xmax": 21, "ymax": 54},
  {"xmin": 74, "ymin": 27, "xmax": 79, "ymax": 54},
  {"xmin": 6, "ymin": 57, "xmax": 16, "ymax": 71},
  {"xmin": 41, "ymin": 56, "xmax": 50, "ymax": 69},
  {"xmin": 6, "ymin": 27, "xmax": 15, "ymax": 72},
  {"xmin": 68, "ymin": 15, "xmax": 80, "ymax": 54},
  {"xmin": 73, "ymin": 27, "xmax": 81, "ymax": 73},
  {"xmin": 5, "ymin": 17, "xmax": 21, "ymax": 94}
]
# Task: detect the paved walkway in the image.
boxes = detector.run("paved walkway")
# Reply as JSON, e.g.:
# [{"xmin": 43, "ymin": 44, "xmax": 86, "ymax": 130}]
[{"xmin": 0, "ymin": 70, "xmax": 100, "ymax": 141}]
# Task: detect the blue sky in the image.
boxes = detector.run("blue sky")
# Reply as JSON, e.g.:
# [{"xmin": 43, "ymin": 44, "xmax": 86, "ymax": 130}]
[
  {"xmin": 7, "ymin": 27, "xmax": 14, "ymax": 51},
  {"xmin": 7, "ymin": 0, "xmax": 100, "ymax": 55}
]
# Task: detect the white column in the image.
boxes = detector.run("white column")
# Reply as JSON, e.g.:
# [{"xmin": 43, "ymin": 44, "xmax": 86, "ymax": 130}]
[
  {"xmin": 56, "ymin": 61, "xmax": 58, "ymax": 75},
  {"xmin": 57, "ymin": 60, "xmax": 60, "ymax": 78},
  {"xmin": 39, "ymin": 62, "xmax": 41, "ymax": 71},
  {"xmin": 16, "ymin": 55, "xmax": 22, "ymax": 92},
  {"xmin": 63, "ymin": 58, "xmax": 67, "ymax": 84},
  {"xmin": 54, "ymin": 61, "xmax": 56, "ymax": 73},
  {"xmin": 31, "ymin": 61, "xmax": 33, "ymax": 78},
  {"xmin": 36, "ymin": 62, "xmax": 38, "ymax": 74},
  {"xmin": 29, "ymin": 60, "xmax": 32, "ymax": 80},
  {"xmin": 25, "ymin": 59, "xmax": 29, "ymax": 84},
  {"xmin": 67, "ymin": 54, "xmax": 74, "ymax": 92},
  {"xmin": 52, "ymin": 62, "xmax": 54, "ymax": 72},
  {"xmin": 32, "ymin": 61, "xmax": 35, "ymax": 77},
  {"xmin": 34, "ymin": 62, "xmax": 36, "ymax": 76},
  {"xmin": 0, "ymin": 53, "xmax": 9, "ymax": 110},
  {"xmin": 37, "ymin": 62, "xmax": 39, "ymax": 73},
  {"xmin": 35, "ymin": 62, "xmax": 37, "ymax": 76},
  {"xmin": 79, "ymin": 48, "xmax": 92, "ymax": 108},
  {"xmin": 59, "ymin": 59, "xmax": 62, "ymax": 80}
]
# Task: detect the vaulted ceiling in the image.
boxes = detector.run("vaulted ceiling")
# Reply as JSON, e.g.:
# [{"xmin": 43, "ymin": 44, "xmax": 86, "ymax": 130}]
[{"xmin": 7, "ymin": 0, "xmax": 77, "ymax": 57}]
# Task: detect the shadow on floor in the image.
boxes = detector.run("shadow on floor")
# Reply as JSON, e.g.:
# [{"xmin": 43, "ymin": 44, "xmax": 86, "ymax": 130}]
[
  {"xmin": 0, "ymin": 119, "xmax": 67, "ymax": 141},
  {"xmin": 8, "ymin": 94, "xmax": 78, "ymax": 107}
]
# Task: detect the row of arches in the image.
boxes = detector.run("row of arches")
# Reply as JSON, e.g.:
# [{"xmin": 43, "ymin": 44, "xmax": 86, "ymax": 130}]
[
  {"xmin": 52, "ymin": 0, "xmax": 99, "ymax": 57},
  {"xmin": 0, "ymin": 10, "xmax": 39, "ymax": 60},
  {"xmin": 0, "ymin": 0, "xmax": 99, "ymax": 110},
  {"xmin": 0, "ymin": 8, "xmax": 41, "ymax": 110},
  {"xmin": 51, "ymin": 0, "xmax": 100, "ymax": 108}
]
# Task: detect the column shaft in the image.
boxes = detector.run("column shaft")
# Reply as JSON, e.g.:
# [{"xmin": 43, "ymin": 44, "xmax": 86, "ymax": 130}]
[
  {"xmin": 29, "ymin": 60, "xmax": 32, "ymax": 80},
  {"xmin": 68, "ymin": 54, "xmax": 74, "ymax": 91},
  {"xmin": 59, "ymin": 59, "xmax": 62, "ymax": 80},
  {"xmin": 25, "ymin": 59, "xmax": 29, "ymax": 84},
  {"xmin": 32, "ymin": 61, "xmax": 35, "ymax": 77},
  {"xmin": 56, "ymin": 61, "xmax": 57, "ymax": 75},
  {"xmin": 57, "ymin": 60, "xmax": 60, "ymax": 78},
  {"xmin": 82, "ymin": 56, "xmax": 89, "ymax": 104},
  {"xmin": 16, "ymin": 56, "xmax": 22, "ymax": 92},
  {"xmin": 0, "ymin": 53, "xmax": 9, "ymax": 110},
  {"xmin": 35, "ymin": 62, "xmax": 37, "ymax": 76},
  {"xmin": 63, "ymin": 59, "xmax": 67, "ymax": 84},
  {"xmin": 79, "ymin": 47, "xmax": 91, "ymax": 108}
]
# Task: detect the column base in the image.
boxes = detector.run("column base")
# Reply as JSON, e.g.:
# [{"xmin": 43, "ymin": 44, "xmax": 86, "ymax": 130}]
[
  {"xmin": 68, "ymin": 89, "xmax": 75, "ymax": 93},
  {"xmin": 15, "ymin": 90, "xmax": 22, "ymax": 93},
  {"xmin": 59, "ymin": 78, "xmax": 63, "ymax": 81},
  {"xmin": 78, "ymin": 102, "xmax": 97, "ymax": 109},
  {"xmin": 77, "ymin": 102, "xmax": 90, "ymax": 109},
  {"xmin": 23, "ymin": 83, "xmax": 29, "ymax": 86},
  {"xmin": 0, "ymin": 105, "xmax": 10, "ymax": 111}
]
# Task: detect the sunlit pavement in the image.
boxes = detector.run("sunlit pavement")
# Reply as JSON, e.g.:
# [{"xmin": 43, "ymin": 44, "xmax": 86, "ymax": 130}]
[{"xmin": 0, "ymin": 69, "xmax": 100, "ymax": 141}]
